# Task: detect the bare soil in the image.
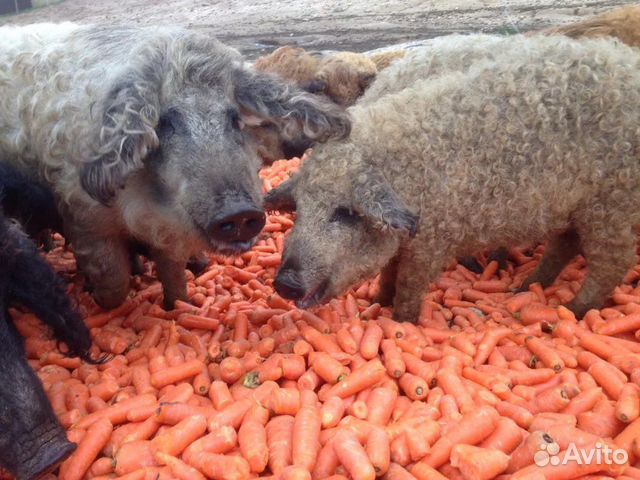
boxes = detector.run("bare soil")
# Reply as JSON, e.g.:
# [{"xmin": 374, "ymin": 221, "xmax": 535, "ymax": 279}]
[{"xmin": 0, "ymin": 0, "xmax": 632, "ymax": 58}]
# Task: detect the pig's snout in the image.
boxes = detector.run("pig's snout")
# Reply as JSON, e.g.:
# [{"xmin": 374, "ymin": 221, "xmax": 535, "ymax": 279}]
[
  {"xmin": 274, "ymin": 268, "xmax": 306, "ymax": 300},
  {"xmin": 282, "ymin": 138, "xmax": 311, "ymax": 160},
  {"xmin": 209, "ymin": 205, "xmax": 266, "ymax": 244}
]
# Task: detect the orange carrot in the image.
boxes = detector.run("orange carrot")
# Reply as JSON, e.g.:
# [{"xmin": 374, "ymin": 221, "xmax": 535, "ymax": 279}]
[
  {"xmin": 319, "ymin": 359, "xmax": 386, "ymax": 401},
  {"xmin": 367, "ymin": 387, "xmax": 398, "ymax": 426},
  {"xmin": 381, "ymin": 339, "xmax": 406, "ymax": 378},
  {"xmin": 360, "ymin": 322, "xmax": 383, "ymax": 360},
  {"xmin": 266, "ymin": 415, "xmax": 295, "ymax": 475},
  {"xmin": 399, "ymin": 373, "xmax": 428, "ymax": 401},
  {"xmin": 617, "ymin": 383, "xmax": 640, "ymax": 423},
  {"xmin": 333, "ymin": 429, "xmax": 376, "ymax": 480},
  {"xmin": 321, "ymin": 396, "xmax": 346, "ymax": 429},
  {"xmin": 239, "ymin": 419, "xmax": 269, "ymax": 473},
  {"xmin": 185, "ymin": 451, "xmax": 250, "ymax": 480},
  {"xmin": 479, "ymin": 417, "xmax": 523, "ymax": 454},
  {"xmin": 436, "ymin": 368, "xmax": 474, "ymax": 413},
  {"xmin": 366, "ymin": 426, "xmax": 391, "ymax": 476},
  {"xmin": 418, "ymin": 406, "xmax": 500, "ymax": 468},
  {"xmin": 292, "ymin": 390, "xmax": 322, "ymax": 471},
  {"xmin": 311, "ymin": 352, "xmax": 349, "ymax": 384},
  {"xmin": 524, "ymin": 336, "xmax": 564, "ymax": 372},
  {"xmin": 150, "ymin": 359, "xmax": 205, "ymax": 389},
  {"xmin": 209, "ymin": 381, "xmax": 234, "ymax": 410},
  {"xmin": 450, "ymin": 444, "xmax": 510, "ymax": 480},
  {"xmin": 151, "ymin": 414, "xmax": 207, "ymax": 456},
  {"xmin": 154, "ymin": 451, "xmax": 206, "ymax": 480},
  {"xmin": 181, "ymin": 426, "xmax": 237, "ymax": 464},
  {"xmin": 59, "ymin": 417, "xmax": 113, "ymax": 480}
]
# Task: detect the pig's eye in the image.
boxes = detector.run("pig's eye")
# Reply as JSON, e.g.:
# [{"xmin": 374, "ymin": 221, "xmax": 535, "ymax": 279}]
[
  {"xmin": 227, "ymin": 108, "xmax": 241, "ymax": 130},
  {"xmin": 158, "ymin": 109, "xmax": 181, "ymax": 139},
  {"xmin": 330, "ymin": 207, "xmax": 360, "ymax": 225}
]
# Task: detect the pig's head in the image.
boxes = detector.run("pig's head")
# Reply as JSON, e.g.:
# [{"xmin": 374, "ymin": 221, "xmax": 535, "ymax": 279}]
[
  {"xmin": 265, "ymin": 144, "xmax": 418, "ymax": 307},
  {"xmin": 80, "ymin": 30, "xmax": 350, "ymax": 255}
]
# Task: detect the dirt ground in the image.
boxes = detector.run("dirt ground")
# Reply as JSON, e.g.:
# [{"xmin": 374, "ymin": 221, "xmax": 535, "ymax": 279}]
[{"xmin": 0, "ymin": 0, "xmax": 633, "ymax": 58}]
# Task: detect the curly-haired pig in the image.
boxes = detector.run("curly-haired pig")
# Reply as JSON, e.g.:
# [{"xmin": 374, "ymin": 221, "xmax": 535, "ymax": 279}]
[
  {"xmin": 0, "ymin": 24, "xmax": 350, "ymax": 311},
  {"xmin": 266, "ymin": 35, "xmax": 640, "ymax": 322}
]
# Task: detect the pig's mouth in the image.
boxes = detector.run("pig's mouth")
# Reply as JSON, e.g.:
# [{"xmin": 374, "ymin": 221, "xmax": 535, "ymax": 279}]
[
  {"xmin": 208, "ymin": 238, "xmax": 257, "ymax": 256},
  {"xmin": 295, "ymin": 279, "xmax": 330, "ymax": 310}
]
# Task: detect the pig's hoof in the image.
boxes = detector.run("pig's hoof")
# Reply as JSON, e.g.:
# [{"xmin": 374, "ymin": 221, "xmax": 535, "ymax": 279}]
[
  {"xmin": 187, "ymin": 256, "xmax": 209, "ymax": 276},
  {"xmin": 130, "ymin": 254, "xmax": 146, "ymax": 276},
  {"xmin": 16, "ymin": 437, "xmax": 75, "ymax": 480},
  {"xmin": 375, "ymin": 290, "xmax": 395, "ymax": 307},
  {"xmin": 458, "ymin": 256, "xmax": 484, "ymax": 274},
  {"xmin": 391, "ymin": 308, "xmax": 419, "ymax": 324}
]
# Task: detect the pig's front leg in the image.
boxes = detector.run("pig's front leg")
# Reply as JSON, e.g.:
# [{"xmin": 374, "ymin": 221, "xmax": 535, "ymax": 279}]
[
  {"xmin": 377, "ymin": 254, "xmax": 400, "ymax": 306},
  {"xmin": 152, "ymin": 250, "xmax": 188, "ymax": 310},
  {"xmin": 392, "ymin": 248, "xmax": 444, "ymax": 324},
  {"xmin": 70, "ymin": 228, "xmax": 132, "ymax": 310}
]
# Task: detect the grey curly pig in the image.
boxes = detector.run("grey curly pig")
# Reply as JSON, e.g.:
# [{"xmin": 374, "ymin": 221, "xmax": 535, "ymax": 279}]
[
  {"xmin": 0, "ymin": 23, "xmax": 350, "ymax": 310},
  {"xmin": 266, "ymin": 35, "xmax": 640, "ymax": 323}
]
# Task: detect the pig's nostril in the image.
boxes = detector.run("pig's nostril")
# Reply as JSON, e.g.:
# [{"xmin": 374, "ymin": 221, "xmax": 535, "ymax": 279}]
[
  {"xmin": 210, "ymin": 207, "xmax": 266, "ymax": 243},
  {"xmin": 219, "ymin": 221, "xmax": 235, "ymax": 233},
  {"xmin": 274, "ymin": 272, "xmax": 306, "ymax": 300}
]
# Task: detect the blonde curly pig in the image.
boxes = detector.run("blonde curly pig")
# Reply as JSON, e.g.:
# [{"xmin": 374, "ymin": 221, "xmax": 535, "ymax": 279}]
[{"xmin": 266, "ymin": 35, "xmax": 640, "ymax": 323}]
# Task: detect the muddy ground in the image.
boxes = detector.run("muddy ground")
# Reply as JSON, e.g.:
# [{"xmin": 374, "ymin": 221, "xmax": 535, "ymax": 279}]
[{"xmin": 0, "ymin": 0, "xmax": 633, "ymax": 58}]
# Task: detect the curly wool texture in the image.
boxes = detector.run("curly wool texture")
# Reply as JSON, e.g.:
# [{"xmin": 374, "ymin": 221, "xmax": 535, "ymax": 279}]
[
  {"xmin": 538, "ymin": 4, "xmax": 640, "ymax": 47},
  {"xmin": 286, "ymin": 34, "xmax": 640, "ymax": 321},
  {"xmin": 0, "ymin": 23, "xmax": 352, "ymax": 311},
  {"xmin": 0, "ymin": 24, "xmax": 235, "ymax": 260},
  {"xmin": 254, "ymin": 46, "xmax": 377, "ymax": 106},
  {"xmin": 369, "ymin": 50, "xmax": 407, "ymax": 72},
  {"xmin": 359, "ymin": 34, "xmax": 508, "ymax": 104}
]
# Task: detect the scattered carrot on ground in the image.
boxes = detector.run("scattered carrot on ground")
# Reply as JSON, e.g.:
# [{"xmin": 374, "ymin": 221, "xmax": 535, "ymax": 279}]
[{"xmin": 10, "ymin": 157, "xmax": 640, "ymax": 480}]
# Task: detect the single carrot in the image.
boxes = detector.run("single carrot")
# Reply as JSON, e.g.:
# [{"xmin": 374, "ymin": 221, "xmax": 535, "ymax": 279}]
[
  {"xmin": 479, "ymin": 417, "xmax": 523, "ymax": 454},
  {"xmin": 150, "ymin": 359, "xmax": 205, "ymax": 389},
  {"xmin": 321, "ymin": 396, "xmax": 346, "ymax": 429},
  {"xmin": 524, "ymin": 336, "xmax": 564, "ymax": 372},
  {"xmin": 239, "ymin": 419, "xmax": 269, "ymax": 473},
  {"xmin": 209, "ymin": 381, "xmax": 234, "ymax": 410},
  {"xmin": 436, "ymin": 368, "xmax": 474, "ymax": 413},
  {"xmin": 154, "ymin": 451, "xmax": 206, "ymax": 480},
  {"xmin": 151, "ymin": 414, "xmax": 207, "ymax": 456},
  {"xmin": 381, "ymin": 339, "xmax": 406, "ymax": 378},
  {"xmin": 367, "ymin": 387, "xmax": 398, "ymax": 426},
  {"xmin": 366, "ymin": 426, "xmax": 391, "ymax": 476},
  {"xmin": 59, "ymin": 417, "xmax": 113, "ymax": 480},
  {"xmin": 450, "ymin": 444, "xmax": 510, "ymax": 480},
  {"xmin": 332, "ymin": 430, "xmax": 376, "ymax": 480},
  {"xmin": 617, "ymin": 383, "xmax": 640, "ymax": 423},
  {"xmin": 417, "ymin": 406, "xmax": 500, "ymax": 468},
  {"xmin": 292, "ymin": 390, "xmax": 322, "ymax": 471},
  {"xmin": 185, "ymin": 451, "xmax": 250, "ymax": 480},
  {"xmin": 398, "ymin": 373, "xmax": 428, "ymax": 401},
  {"xmin": 181, "ymin": 426, "xmax": 237, "ymax": 464},
  {"xmin": 266, "ymin": 415, "xmax": 295, "ymax": 475},
  {"xmin": 319, "ymin": 359, "xmax": 386, "ymax": 401},
  {"xmin": 311, "ymin": 352, "xmax": 349, "ymax": 384},
  {"xmin": 360, "ymin": 322, "xmax": 384, "ymax": 359}
]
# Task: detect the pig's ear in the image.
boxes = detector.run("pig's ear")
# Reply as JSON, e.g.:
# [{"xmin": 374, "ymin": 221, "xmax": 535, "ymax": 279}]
[
  {"xmin": 234, "ymin": 67, "xmax": 351, "ymax": 144},
  {"xmin": 353, "ymin": 171, "xmax": 418, "ymax": 237},
  {"xmin": 264, "ymin": 177, "xmax": 298, "ymax": 212},
  {"xmin": 81, "ymin": 74, "xmax": 161, "ymax": 205}
]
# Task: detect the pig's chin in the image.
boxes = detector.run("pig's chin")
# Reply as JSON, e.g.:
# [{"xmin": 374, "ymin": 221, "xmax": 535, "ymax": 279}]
[{"xmin": 295, "ymin": 279, "xmax": 330, "ymax": 310}]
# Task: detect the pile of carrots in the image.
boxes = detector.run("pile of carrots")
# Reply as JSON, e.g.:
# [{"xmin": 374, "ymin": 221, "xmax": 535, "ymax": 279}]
[{"xmin": 7, "ymin": 156, "xmax": 640, "ymax": 480}]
